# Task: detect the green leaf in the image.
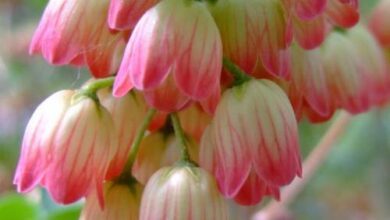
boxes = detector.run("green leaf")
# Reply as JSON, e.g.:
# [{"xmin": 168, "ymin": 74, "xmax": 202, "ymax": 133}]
[
  {"xmin": 45, "ymin": 206, "xmax": 81, "ymax": 220},
  {"xmin": 0, "ymin": 194, "xmax": 40, "ymax": 220}
]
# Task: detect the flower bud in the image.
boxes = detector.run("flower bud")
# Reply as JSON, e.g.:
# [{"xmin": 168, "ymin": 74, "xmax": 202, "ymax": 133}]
[
  {"xmin": 200, "ymin": 79, "xmax": 301, "ymax": 205},
  {"xmin": 140, "ymin": 166, "xmax": 228, "ymax": 220},
  {"xmin": 30, "ymin": 0, "xmax": 124, "ymax": 78},
  {"xmin": 14, "ymin": 90, "xmax": 118, "ymax": 205},
  {"xmin": 114, "ymin": 0, "xmax": 222, "ymax": 104}
]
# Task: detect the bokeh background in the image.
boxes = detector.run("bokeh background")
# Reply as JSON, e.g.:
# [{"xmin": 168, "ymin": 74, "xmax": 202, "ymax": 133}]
[{"xmin": 0, "ymin": 0, "xmax": 389, "ymax": 219}]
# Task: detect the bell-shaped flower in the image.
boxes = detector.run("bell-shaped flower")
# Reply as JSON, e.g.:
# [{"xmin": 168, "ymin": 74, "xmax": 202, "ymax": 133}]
[
  {"xmin": 290, "ymin": 43, "xmax": 331, "ymax": 117},
  {"xmin": 108, "ymin": 0, "xmax": 158, "ymax": 30},
  {"xmin": 320, "ymin": 26, "xmax": 390, "ymax": 113},
  {"xmin": 369, "ymin": 0, "xmax": 390, "ymax": 47},
  {"xmin": 132, "ymin": 132, "xmax": 198, "ymax": 184},
  {"xmin": 200, "ymin": 79, "xmax": 301, "ymax": 206},
  {"xmin": 14, "ymin": 90, "xmax": 118, "ymax": 205},
  {"xmin": 346, "ymin": 25, "xmax": 390, "ymax": 105},
  {"xmin": 98, "ymin": 89, "xmax": 148, "ymax": 179},
  {"xmin": 29, "ymin": 0, "xmax": 125, "ymax": 78},
  {"xmin": 210, "ymin": 0, "xmax": 291, "ymax": 78},
  {"xmin": 113, "ymin": 0, "xmax": 223, "ymax": 107},
  {"xmin": 80, "ymin": 181, "xmax": 142, "ymax": 220},
  {"xmin": 140, "ymin": 166, "xmax": 228, "ymax": 220}
]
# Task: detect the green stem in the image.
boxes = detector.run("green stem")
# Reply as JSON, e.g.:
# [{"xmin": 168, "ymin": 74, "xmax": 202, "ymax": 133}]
[
  {"xmin": 73, "ymin": 77, "xmax": 115, "ymax": 106},
  {"xmin": 122, "ymin": 109, "xmax": 157, "ymax": 174},
  {"xmin": 82, "ymin": 77, "xmax": 115, "ymax": 94},
  {"xmin": 223, "ymin": 57, "xmax": 251, "ymax": 86},
  {"xmin": 170, "ymin": 113, "xmax": 191, "ymax": 162}
]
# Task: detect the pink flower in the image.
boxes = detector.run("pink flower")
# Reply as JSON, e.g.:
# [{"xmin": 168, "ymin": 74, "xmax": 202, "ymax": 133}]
[
  {"xmin": 29, "ymin": 0, "xmax": 125, "ymax": 78},
  {"xmin": 140, "ymin": 166, "xmax": 228, "ymax": 220},
  {"xmin": 98, "ymin": 89, "xmax": 148, "ymax": 179},
  {"xmin": 320, "ymin": 27, "xmax": 389, "ymax": 113},
  {"xmin": 369, "ymin": 0, "xmax": 390, "ymax": 47},
  {"xmin": 200, "ymin": 79, "xmax": 301, "ymax": 206},
  {"xmin": 289, "ymin": 43, "xmax": 331, "ymax": 118},
  {"xmin": 209, "ymin": 0, "xmax": 291, "ymax": 78},
  {"xmin": 108, "ymin": 0, "xmax": 158, "ymax": 30},
  {"xmin": 113, "ymin": 0, "xmax": 222, "ymax": 109},
  {"xmin": 14, "ymin": 90, "xmax": 118, "ymax": 205},
  {"xmin": 80, "ymin": 181, "xmax": 142, "ymax": 220}
]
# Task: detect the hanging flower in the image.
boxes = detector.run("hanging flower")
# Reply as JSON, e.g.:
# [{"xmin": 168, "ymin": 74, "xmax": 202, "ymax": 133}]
[
  {"xmin": 209, "ymin": 0, "xmax": 291, "ymax": 78},
  {"xmin": 29, "ymin": 0, "xmax": 125, "ymax": 78},
  {"xmin": 140, "ymin": 165, "xmax": 228, "ymax": 220},
  {"xmin": 113, "ymin": 0, "xmax": 223, "ymax": 111},
  {"xmin": 200, "ymin": 79, "xmax": 301, "ymax": 205},
  {"xmin": 14, "ymin": 90, "xmax": 118, "ymax": 205}
]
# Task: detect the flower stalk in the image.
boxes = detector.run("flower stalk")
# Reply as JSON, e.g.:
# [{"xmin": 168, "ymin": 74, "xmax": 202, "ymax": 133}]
[
  {"xmin": 82, "ymin": 77, "xmax": 115, "ymax": 94},
  {"xmin": 121, "ymin": 109, "xmax": 157, "ymax": 176},
  {"xmin": 170, "ymin": 113, "xmax": 192, "ymax": 163}
]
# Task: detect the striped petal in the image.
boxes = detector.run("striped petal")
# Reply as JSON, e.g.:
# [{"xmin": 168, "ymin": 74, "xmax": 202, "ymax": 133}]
[
  {"xmin": 140, "ymin": 166, "xmax": 228, "ymax": 220},
  {"xmin": 326, "ymin": 0, "xmax": 359, "ymax": 28},
  {"xmin": 108, "ymin": 0, "xmax": 158, "ymax": 30}
]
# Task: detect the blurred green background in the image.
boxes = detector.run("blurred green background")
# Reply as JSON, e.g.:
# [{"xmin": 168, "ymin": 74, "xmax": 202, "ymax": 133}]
[{"xmin": 0, "ymin": 0, "xmax": 389, "ymax": 219}]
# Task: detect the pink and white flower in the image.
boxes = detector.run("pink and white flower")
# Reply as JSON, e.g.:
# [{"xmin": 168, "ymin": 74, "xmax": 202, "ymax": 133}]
[
  {"xmin": 140, "ymin": 166, "xmax": 228, "ymax": 220},
  {"xmin": 29, "ymin": 0, "xmax": 125, "ymax": 78},
  {"xmin": 14, "ymin": 90, "xmax": 118, "ymax": 205},
  {"xmin": 113, "ymin": 0, "xmax": 223, "ymax": 111},
  {"xmin": 200, "ymin": 79, "xmax": 301, "ymax": 205}
]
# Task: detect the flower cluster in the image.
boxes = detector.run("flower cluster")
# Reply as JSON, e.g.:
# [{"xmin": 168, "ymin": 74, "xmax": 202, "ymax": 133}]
[{"xmin": 13, "ymin": 0, "xmax": 390, "ymax": 219}]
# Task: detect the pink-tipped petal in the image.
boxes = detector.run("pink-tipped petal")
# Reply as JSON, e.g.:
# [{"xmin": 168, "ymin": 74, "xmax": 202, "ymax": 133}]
[
  {"xmin": 209, "ymin": 0, "xmax": 258, "ymax": 74},
  {"xmin": 247, "ymin": 80, "xmax": 301, "ymax": 186},
  {"xmin": 14, "ymin": 90, "xmax": 74, "ymax": 192},
  {"xmin": 113, "ymin": 70, "xmax": 134, "ymax": 97},
  {"xmin": 29, "ymin": 0, "xmax": 111, "ymax": 65},
  {"xmin": 294, "ymin": 0, "xmax": 327, "ymax": 20},
  {"xmin": 108, "ymin": 0, "xmax": 158, "ymax": 30},
  {"xmin": 144, "ymin": 75, "xmax": 190, "ymax": 113},
  {"xmin": 290, "ymin": 44, "xmax": 331, "ymax": 116},
  {"xmin": 326, "ymin": 0, "xmax": 359, "ymax": 28},
  {"xmin": 233, "ymin": 170, "xmax": 280, "ymax": 206},
  {"xmin": 85, "ymin": 28, "xmax": 126, "ymax": 78},
  {"xmin": 199, "ymin": 85, "xmax": 221, "ymax": 115},
  {"xmin": 256, "ymin": 0, "xmax": 291, "ymax": 78},
  {"xmin": 292, "ymin": 14, "xmax": 326, "ymax": 49},
  {"xmin": 172, "ymin": 2, "xmax": 222, "ymax": 100}
]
